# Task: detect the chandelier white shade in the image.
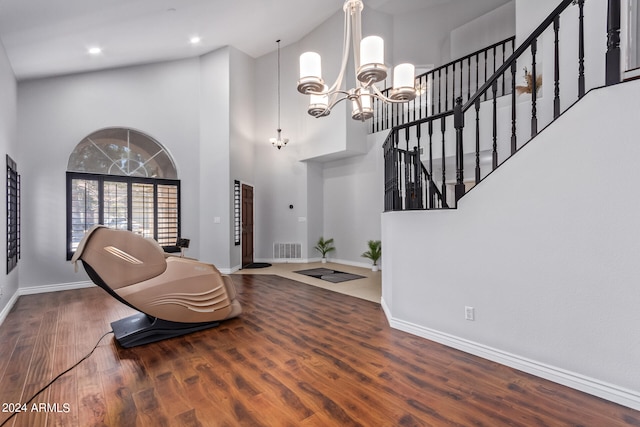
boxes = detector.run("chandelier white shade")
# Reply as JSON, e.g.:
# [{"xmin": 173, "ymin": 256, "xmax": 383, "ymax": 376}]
[{"xmin": 297, "ymin": 0, "xmax": 416, "ymax": 120}]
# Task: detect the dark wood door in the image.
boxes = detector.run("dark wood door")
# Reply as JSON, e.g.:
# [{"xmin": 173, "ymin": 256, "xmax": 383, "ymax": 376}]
[{"xmin": 241, "ymin": 184, "xmax": 254, "ymax": 267}]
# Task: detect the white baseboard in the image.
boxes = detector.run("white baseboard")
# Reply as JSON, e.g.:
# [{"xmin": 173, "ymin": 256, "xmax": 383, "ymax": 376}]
[
  {"xmin": 380, "ymin": 298, "xmax": 640, "ymax": 411},
  {"xmin": 19, "ymin": 281, "xmax": 95, "ymax": 296},
  {"xmin": 0, "ymin": 290, "xmax": 20, "ymax": 327},
  {"xmin": 0, "ymin": 281, "xmax": 95, "ymax": 328}
]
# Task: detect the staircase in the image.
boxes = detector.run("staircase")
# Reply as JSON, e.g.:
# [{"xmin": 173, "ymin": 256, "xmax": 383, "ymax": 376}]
[
  {"xmin": 379, "ymin": 0, "xmax": 640, "ymax": 411},
  {"xmin": 380, "ymin": 0, "xmax": 622, "ymax": 212}
]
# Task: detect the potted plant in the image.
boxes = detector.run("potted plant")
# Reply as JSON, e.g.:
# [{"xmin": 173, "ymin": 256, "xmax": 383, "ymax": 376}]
[
  {"xmin": 361, "ymin": 240, "xmax": 381, "ymax": 271},
  {"xmin": 314, "ymin": 237, "xmax": 335, "ymax": 263}
]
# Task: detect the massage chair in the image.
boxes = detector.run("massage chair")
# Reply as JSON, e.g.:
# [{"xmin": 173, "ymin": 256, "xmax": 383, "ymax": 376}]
[{"xmin": 71, "ymin": 225, "xmax": 242, "ymax": 347}]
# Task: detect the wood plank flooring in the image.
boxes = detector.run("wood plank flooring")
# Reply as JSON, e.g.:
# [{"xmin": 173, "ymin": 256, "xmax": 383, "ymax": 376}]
[{"xmin": 1, "ymin": 274, "xmax": 639, "ymax": 426}]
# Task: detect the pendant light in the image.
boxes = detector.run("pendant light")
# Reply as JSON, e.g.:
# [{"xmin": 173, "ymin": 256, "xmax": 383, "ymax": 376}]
[{"xmin": 270, "ymin": 40, "xmax": 289, "ymax": 149}]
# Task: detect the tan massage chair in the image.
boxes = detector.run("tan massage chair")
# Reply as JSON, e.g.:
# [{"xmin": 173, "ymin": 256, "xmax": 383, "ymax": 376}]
[{"xmin": 72, "ymin": 225, "xmax": 241, "ymax": 347}]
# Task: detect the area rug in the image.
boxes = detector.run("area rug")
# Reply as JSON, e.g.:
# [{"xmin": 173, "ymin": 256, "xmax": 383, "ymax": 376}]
[
  {"xmin": 243, "ymin": 262, "xmax": 272, "ymax": 269},
  {"xmin": 294, "ymin": 268, "xmax": 365, "ymax": 283}
]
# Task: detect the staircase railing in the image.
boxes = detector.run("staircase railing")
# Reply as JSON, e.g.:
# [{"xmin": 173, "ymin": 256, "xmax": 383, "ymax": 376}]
[
  {"xmin": 371, "ymin": 36, "xmax": 515, "ymax": 134},
  {"xmin": 384, "ymin": 0, "xmax": 622, "ymax": 212}
]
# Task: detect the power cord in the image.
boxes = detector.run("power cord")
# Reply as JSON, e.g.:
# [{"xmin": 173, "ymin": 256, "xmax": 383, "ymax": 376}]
[{"xmin": 0, "ymin": 330, "xmax": 114, "ymax": 427}]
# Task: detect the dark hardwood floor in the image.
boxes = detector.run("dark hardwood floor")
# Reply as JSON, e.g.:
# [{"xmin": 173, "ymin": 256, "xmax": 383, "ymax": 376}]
[{"xmin": 1, "ymin": 274, "xmax": 639, "ymax": 426}]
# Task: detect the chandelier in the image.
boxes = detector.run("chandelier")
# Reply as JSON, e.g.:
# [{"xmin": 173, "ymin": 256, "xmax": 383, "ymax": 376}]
[
  {"xmin": 270, "ymin": 40, "xmax": 289, "ymax": 149},
  {"xmin": 297, "ymin": 0, "xmax": 416, "ymax": 121}
]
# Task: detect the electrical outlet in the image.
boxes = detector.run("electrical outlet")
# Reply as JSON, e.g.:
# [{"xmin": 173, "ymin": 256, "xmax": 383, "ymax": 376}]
[{"xmin": 465, "ymin": 306, "xmax": 475, "ymax": 321}]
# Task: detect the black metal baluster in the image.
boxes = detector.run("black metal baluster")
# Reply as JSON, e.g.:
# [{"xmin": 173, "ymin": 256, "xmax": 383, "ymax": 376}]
[
  {"xmin": 415, "ymin": 125, "xmax": 423, "ymax": 209},
  {"xmin": 475, "ymin": 99, "xmax": 481, "ymax": 184},
  {"xmin": 428, "ymin": 120, "xmax": 434, "ymax": 209},
  {"xmin": 502, "ymin": 43, "xmax": 506, "ymax": 95},
  {"xmin": 404, "ymin": 128, "xmax": 411, "ymax": 209},
  {"xmin": 553, "ymin": 16, "xmax": 561, "ymax": 119},
  {"xmin": 417, "ymin": 74, "xmax": 423, "ymax": 121},
  {"xmin": 467, "ymin": 57, "xmax": 471, "ymax": 101},
  {"xmin": 578, "ymin": 0, "xmax": 585, "ymax": 98},
  {"xmin": 531, "ymin": 38, "xmax": 538, "ymax": 137},
  {"xmin": 492, "ymin": 80, "xmax": 498, "ymax": 170},
  {"xmin": 438, "ymin": 68, "xmax": 442, "ymax": 114},
  {"xmin": 445, "ymin": 65, "xmax": 450, "ymax": 111},
  {"xmin": 476, "ymin": 53, "xmax": 480, "ymax": 95},
  {"xmin": 458, "ymin": 60, "xmax": 463, "ymax": 104},
  {"xmin": 484, "ymin": 50, "xmax": 488, "ymax": 100},
  {"xmin": 441, "ymin": 117, "xmax": 447, "ymax": 207},
  {"xmin": 431, "ymin": 71, "xmax": 436, "ymax": 117},
  {"xmin": 511, "ymin": 62, "xmax": 517, "ymax": 155},
  {"xmin": 395, "ymin": 102, "xmax": 399, "ymax": 128},
  {"xmin": 606, "ymin": 0, "xmax": 621, "ymax": 85},
  {"xmin": 454, "ymin": 97, "xmax": 465, "ymax": 204}
]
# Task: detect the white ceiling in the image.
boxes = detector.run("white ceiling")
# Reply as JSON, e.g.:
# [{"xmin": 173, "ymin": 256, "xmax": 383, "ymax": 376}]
[{"xmin": 0, "ymin": 0, "xmax": 451, "ymax": 81}]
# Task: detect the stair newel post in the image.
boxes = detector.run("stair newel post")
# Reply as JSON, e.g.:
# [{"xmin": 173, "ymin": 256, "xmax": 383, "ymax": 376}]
[
  {"xmin": 392, "ymin": 130, "xmax": 401, "ymax": 210},
  {"xmin": 578, "ymin": 0, "xmax": 586, "ymax": 98},
  {"xmin": 454, "ymin": 97, "xmax": 466, "ymax": 204},
  {"xmin": 554, "ymin": 16, "xmax": 561, "ymax": 119},
  {"xmin": 475, "ymin": 98, "xmax": 481, "ymax": 184},
  {"xmin": 511, "ymin": 62, "xmax": 517, "ymax": 155},
  {"xmin": 606, "ymin": 0, "xmax": 621, "ymax": 86},
  {"xmin": 531, "ymin": 38, "xmax": 539, "ymax": 137}
]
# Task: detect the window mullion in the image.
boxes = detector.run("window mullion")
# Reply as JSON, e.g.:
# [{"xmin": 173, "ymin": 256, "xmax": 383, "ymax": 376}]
[
  {"xmin": 153, "ymin": 183, "xmax": 158, "ymax": 241},
  {"xmin": 127, "ymin": 181, "xmax": 133, "ymax": 231}
]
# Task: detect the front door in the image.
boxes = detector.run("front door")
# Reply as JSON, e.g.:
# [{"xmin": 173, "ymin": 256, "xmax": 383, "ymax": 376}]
[{"xmin": 241, "ymin": 184, "xmax": 254, "ymax": 267}]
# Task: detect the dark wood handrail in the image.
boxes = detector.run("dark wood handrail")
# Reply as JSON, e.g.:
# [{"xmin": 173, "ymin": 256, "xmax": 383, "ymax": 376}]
[{"xmin": 462, "ymin": 0, "xmax": 574, "ymax": 113}]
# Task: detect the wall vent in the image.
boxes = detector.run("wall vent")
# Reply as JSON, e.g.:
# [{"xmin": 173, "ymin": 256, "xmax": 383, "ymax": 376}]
[{"xmin": 273, "ymin": 243, "xmax": 302, "ymax": 259}]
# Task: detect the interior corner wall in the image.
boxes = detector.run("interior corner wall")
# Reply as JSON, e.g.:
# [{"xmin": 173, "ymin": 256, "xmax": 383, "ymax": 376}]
[
  {"xmin": 199, "ymin": 48, "xmax": 232, "ymax": 269},
  {"xmin": 229, "ymin": 47, "xmax": 256, "ymax": 269},
  {"xmin": 17, "ymin": 58, "xmax": 202, "ymax": 289},
  {"xmin": 322, "ymin": 131, "xmax": 386, "ymax": 267},
  {"xmin": 0, "ymin": 39, "xmax": 18, "ymax": 317}
]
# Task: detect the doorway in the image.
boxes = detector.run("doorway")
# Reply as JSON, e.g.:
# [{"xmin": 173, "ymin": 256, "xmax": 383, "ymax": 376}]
[{"xmin": 241, "ymin": 184, "xmax": 254, "ymax": 267}]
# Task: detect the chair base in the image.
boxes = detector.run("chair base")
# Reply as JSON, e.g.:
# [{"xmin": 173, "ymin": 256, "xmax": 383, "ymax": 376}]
[{"xmin": 111, "ymin": 313, "xmax": 219, "ymax": 348}]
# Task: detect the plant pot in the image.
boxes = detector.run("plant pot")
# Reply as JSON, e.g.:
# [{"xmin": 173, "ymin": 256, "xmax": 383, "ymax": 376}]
[
  {"xmin": 371, "ymin": 265, "xmax": 378, "ymax": 272},
  {"xmin": 321, "ymin": 258, "xmax": 327, "ymax": 264}
]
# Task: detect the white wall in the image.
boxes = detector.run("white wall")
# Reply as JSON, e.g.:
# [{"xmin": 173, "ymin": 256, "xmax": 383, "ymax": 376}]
[
  {"xmin": 229, "ymin": 47, "xmax": 256, "ymax": 268},
  {"xmin": 0, "ymin": 39, "xmax": 18, "ymax": 320},
  {"xmin": 322, "ymin": 131, "xmax": 386, "ymax": 267},
  {"xmin": 392, "ymin": 0, "xmax": 513, "ymax": 67},
  {"xmin": 17, "ymin": 58, "xmax": 203, "ymax": 287},
  {"xmin": 450, "ymin": 1, "xmax": 515, "ymax": 59},
  {"xmin": 382, "ymin": 80, "xmax": 640, "ymax": 409},
  {"xmin": 198, "ymin": 48, "xmax": 233, "ymax": 269}
]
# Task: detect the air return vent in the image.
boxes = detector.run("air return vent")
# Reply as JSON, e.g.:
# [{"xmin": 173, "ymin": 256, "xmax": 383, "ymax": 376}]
[{"xmin": 273, "ymin": 243, "xmax": 301, "ymax": 259}]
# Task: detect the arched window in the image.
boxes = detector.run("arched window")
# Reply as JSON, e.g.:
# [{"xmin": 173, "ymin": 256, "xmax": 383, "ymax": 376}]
[{"xmin": 66, "ymin": 128, "xmax": 180, "ymax": 259}]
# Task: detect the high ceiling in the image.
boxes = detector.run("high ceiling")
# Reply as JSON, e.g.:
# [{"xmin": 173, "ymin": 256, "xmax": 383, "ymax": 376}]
[{"xmin": 0, "ymin": 0, "xmax": 451, "ymax": 81}]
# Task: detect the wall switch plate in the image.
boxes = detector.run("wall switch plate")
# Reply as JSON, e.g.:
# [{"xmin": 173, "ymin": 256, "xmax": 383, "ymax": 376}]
[{"xmin": 465, "ymin": 306, "xmax": 475, "ymax": 321}]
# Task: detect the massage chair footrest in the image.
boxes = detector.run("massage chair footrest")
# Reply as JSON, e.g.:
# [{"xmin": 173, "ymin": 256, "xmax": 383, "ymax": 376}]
[{"xmin": 111, "ymin": 313, "xmax": 219, "ymax": 348}]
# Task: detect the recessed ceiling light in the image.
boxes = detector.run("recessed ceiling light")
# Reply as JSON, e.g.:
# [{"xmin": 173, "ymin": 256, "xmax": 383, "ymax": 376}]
[
  {"xmin": 88, "ymin": 47, "xmax": 102, "ymax": 55},
  {"xmin": 190, "ymin": 36, "xmax": 201, "ymax": 45}
]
